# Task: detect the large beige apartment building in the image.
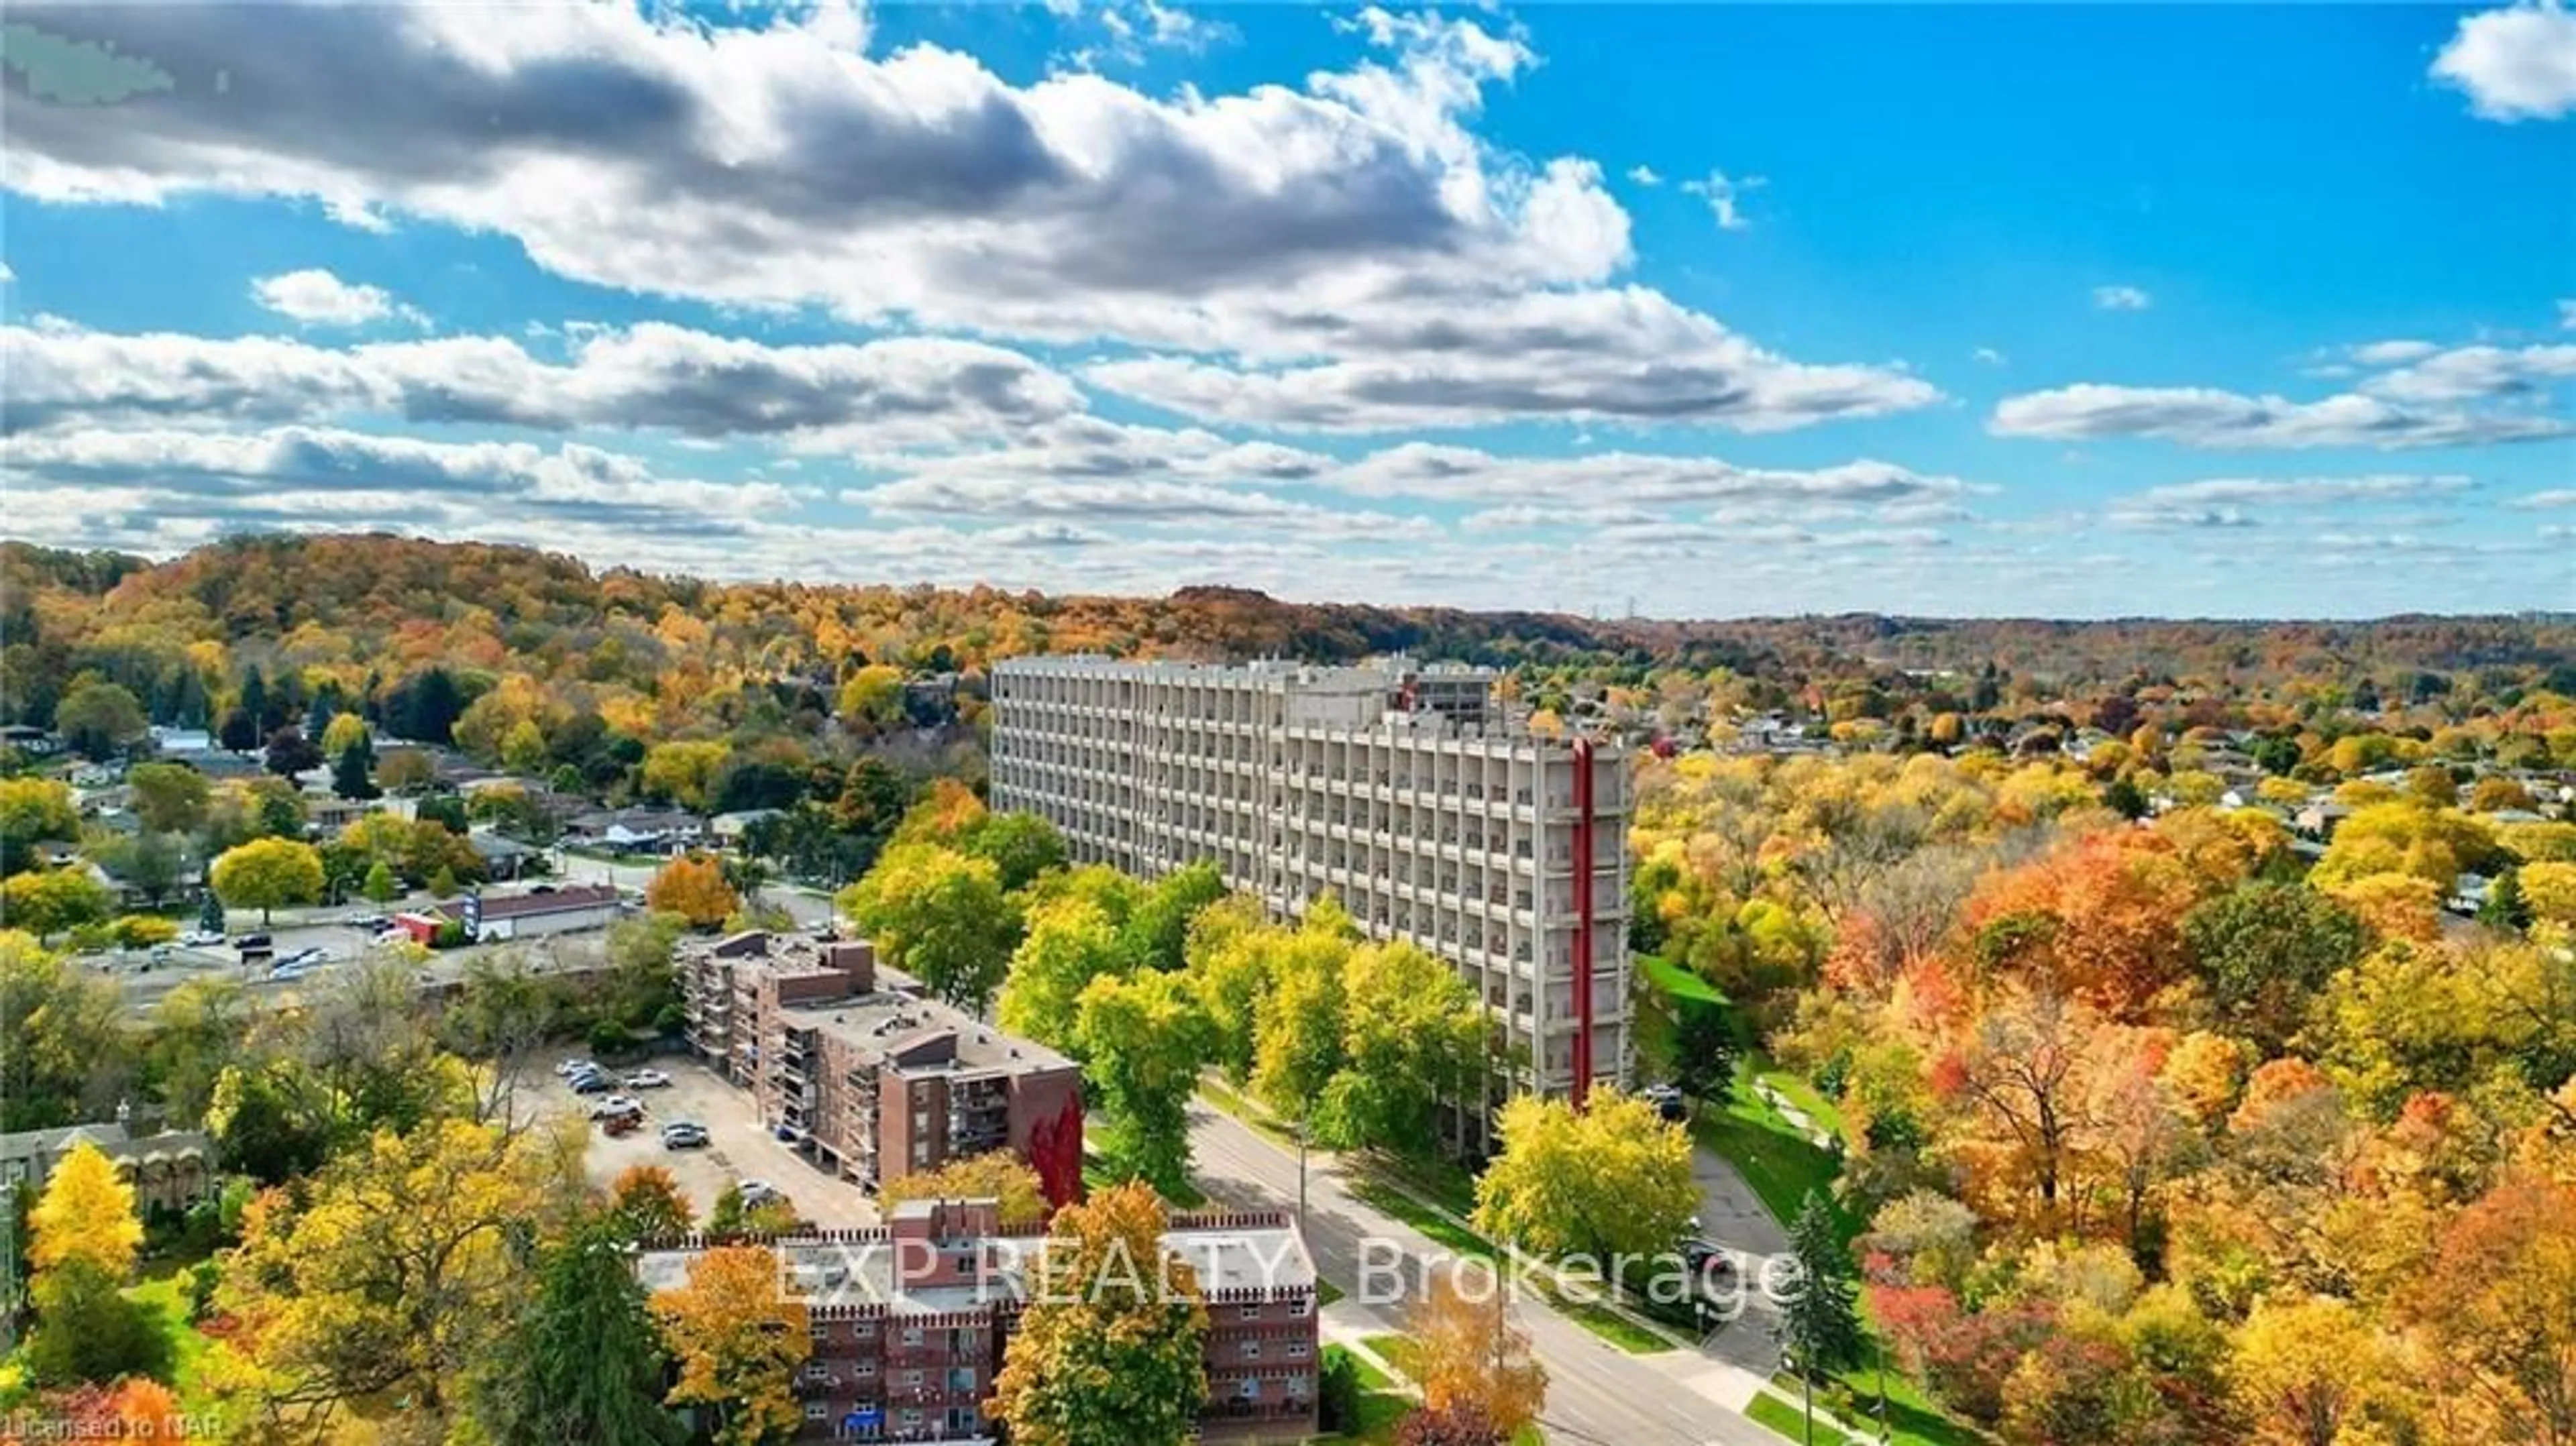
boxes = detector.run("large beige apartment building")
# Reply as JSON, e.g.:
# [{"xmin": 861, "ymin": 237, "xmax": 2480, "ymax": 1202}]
[{"xmin": 989, "ymin": 655, "xmax": 1630, "ymax": 1116}]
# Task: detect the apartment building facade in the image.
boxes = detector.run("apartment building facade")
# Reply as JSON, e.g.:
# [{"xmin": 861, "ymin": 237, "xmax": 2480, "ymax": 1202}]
[
  {"xmin": 677, "ymin": 932, "xmax": 1083, "ymax": 1201},
  {"xmin": 638, "ymin": 1199, "xmax": 1320, "ymax": 1443},
  {"xmin": 989, "ymin": 656, "xmax": 1631, "ymax": 1113}
]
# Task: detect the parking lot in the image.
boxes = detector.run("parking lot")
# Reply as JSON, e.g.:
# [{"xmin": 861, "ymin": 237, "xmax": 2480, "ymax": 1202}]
[{"xmin": 525, "ymin": 1050, "xmax": 880, "ymax": 1232}]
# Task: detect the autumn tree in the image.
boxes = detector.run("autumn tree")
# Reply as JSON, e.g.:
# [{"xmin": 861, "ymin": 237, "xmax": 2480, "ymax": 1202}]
[
  {"xmin": 647, "ymin": 852, "xmax": 739, "ymax": 930},
  {"xmin": 214, "ymin": 1119, "xmax": 578, "ymax": 1432},
  {"xmin": 1409, "ymin": 1261, "xmax": 1547, "ymax": 1437},
  {"xmin": 649, "ymin": 1243, "xmax": 810, "ymax": 1446},
  {"xmin": 1473, "ymin": 1091, "xmax": 1696, "ymax": 1261},
  {"xmin": 2227, "ymin": 1294, "xmax": 2414, "ymax": 1446},
  {"xmin": 30, "ymin": 1140, "xmax": 142, "ymax": 1277},
  {"xmin": 879, "ymin": 1150, "xmax": 1049, "ymax": 1227},
  {"xmin": 0, "ymin": 777, "xmax": 80, "ymax": 875},
  {"xmin": 2, "ymin": 867, "xmax": 114, "ymax": 942},
  {"xmin": 211, "ymin": 836, "xmax": 325, "ymax": 924},
  {"xmin": 991, "ymin": 1182, "xmax": 1210, "ymax": 1446},
  {"xmin": 22, "ymin": 1141, "xmax": 167, "ymax": 1384},
  {"xmin": 471, "ymin": 1215, "xmax": 682, "ymax": 1446},
  {"xmin": 641, "ymin": 740, "xmax": 730, "ymax": 813},
  {"xmin": 1935, "ymin": 987, "xmax": 2104, "ymax": 1229},
  {"xmin": 605, "ymin": 1164, "xmax": 698, "ymax": 1242},
  {"xmin": 2413, "ymin": 1176, "xmax": 2576, "ymax": 1443},
  {"xmin": 838, "ymin": 842, "xmax": 1018, "ymax": 1013}
]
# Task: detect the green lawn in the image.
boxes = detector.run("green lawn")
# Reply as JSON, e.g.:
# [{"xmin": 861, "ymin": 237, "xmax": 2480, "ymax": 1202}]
[
  {"xmin": 1081, "ymin": 1148, "xmax": 1208, "ymax": 1209},
  {"xmin": 1750, "ymin": 1391, "xmax": 1856, "ymax": 1446},
  {"xmin": 1344, "ymin": 1347, "xmax": 1396, "ymax": 1393},
  {"xmin": 1774, "ymin": 1366, "xmax": 1990, "ymax": 1446},
  {"xmin": 1360, "ymin": 1333, "xmax": 1418, "ymax": 1381},
  {"xmin": 1316, "ymin": 1275, "xmax": 1345, "ymax": 1307},
  {"xmin": 1751, "ymin": 1054, "xmax": 1847, "ymax": 1142},
  {"xmin": 1638, "ymin": 952, "xmax": 1728, "ymax": 1007}
]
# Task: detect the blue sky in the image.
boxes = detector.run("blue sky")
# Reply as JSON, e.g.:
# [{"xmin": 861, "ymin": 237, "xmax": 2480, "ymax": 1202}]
[{"xmin": 2, "ymin": 1, "xmax": 2570, "ymax": 618}]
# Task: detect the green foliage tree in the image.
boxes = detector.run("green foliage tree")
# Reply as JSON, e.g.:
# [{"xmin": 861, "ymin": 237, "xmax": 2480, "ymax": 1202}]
[
  {"xmin": 1000, "ymin": 894, "xmax": 1129, "ymax": 1050},
  {"xmin": 331, "ymin": 739, "xmax": 380, "ymax": 801},
  {"xmin": 362, "ymin": 859, "xmax": 400, "ymax": 905},
  {"xmin": 1121, "ymin": 860, "xmax": 1227, "ymax": 973},
  {"xmin": 837, "ymin": 842, "xmax": 1018, "ymax": 1013},
  {"xmin": 2180, "ymin": 881, "xmax": 2369, "ymax": 1052},
  {"xmin": 1669, "ymin": 996, "xmax": 1740, "ymax": 1107},
  {"xmin": 960, "ymin": 810, "xmax": 1067, "ymax": 893},
  {"xmin": 54, "ymin": 677, "xmax": 148, "ymax": 761},
  {"xmin": 471, "ymin": 1215, "xmax": 682, "ymax": 1446},
  {"xmin": 23, "ymin": 1259, "xmax": 172, "ymax": 1387},
  {"xmin": 1313, "ymin": 941, "xmax": 1487, "ymax": 1153},
  {"xmin": 991, "ymin": 1182, "xmax": 1210, "ymax": 1446},
  {"xmin": 1775, "ymin": 1190, "xmax": 1864, "ymax": 1434},
  {"xmin": 211, "ymin": 836, "xmax": 325, "ymax": 924},
  {"xmin": 1074, "ymin": 968, "xmax": 1213, "ymax": 1195},
  {"xmin": 125, "ymin": 761, "xmax": 212, "ymax": 835}
]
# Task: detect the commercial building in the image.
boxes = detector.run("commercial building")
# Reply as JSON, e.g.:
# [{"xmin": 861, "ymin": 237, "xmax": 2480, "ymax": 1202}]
[
  {"xmin": 392, "ymin": 881, "xmax": 624, "ymax": 944},
  {"xmin": 638, "ymin": 1198, "xmax": 1318, "ymax": 1443},
  {"xmin": 676, "ymin": 932, "xmax": 1084, "ymax": 1201},
  {"xmin": 990, "ymin": 655, "xmax": 1631, "ymax": 1114}
]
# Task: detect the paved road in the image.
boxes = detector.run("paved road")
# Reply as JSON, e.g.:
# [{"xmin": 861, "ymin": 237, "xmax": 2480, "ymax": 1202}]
[{"xmin": 1187, "ymin": 1101, "xmax": 1776, "ymax": 1446}]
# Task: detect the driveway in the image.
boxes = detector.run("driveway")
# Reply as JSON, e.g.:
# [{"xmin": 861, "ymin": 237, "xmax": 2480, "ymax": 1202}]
[{"xmin": 531, "ymin": 1050, "xmax": 879, "ymax": 1232}]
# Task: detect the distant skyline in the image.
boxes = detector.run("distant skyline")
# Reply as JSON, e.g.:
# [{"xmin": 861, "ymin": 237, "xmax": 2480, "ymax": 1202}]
[{"xmin": 2, "ymin": 1, "xmax": 2571, "ymax": 618}]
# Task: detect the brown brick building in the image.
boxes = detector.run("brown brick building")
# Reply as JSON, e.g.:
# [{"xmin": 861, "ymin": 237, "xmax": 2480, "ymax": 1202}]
[
  {"xmin": 677, "ymin": 932, "xmax": 1083, "ymax": 1201},
  {"xmin": 638, "ymin": 1199, "xmax": 1320, "ymax": 1443}
]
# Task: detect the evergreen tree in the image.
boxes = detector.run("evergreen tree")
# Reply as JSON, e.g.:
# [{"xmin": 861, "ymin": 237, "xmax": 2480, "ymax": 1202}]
[
  {"xmin": 470, "ymin": 1217, "xmax": 680, "ymax": 1446},
  {"xmin": 1774, "ymin": 1190, "xmax": 1862, "ymax": 1443},
  {"xmin": 2479, "ymin": 868, "xmax": 2532, "ymax": 932},
  {"xmin": 1669, "ymin": 998, "xmax": 1739, "ymax": 1106},
  {"xmin": 198, "ymin": 890, "xmax": 226, "ymax": 936},
  {"xmin": 331, "ymin": 740, "xmax": 380, "ymax": 801},
  {"xmin": 237, "ymin": 666, "xmax": 272, "ymax": 733}
]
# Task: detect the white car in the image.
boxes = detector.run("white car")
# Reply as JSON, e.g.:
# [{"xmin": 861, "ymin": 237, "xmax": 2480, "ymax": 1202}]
[
  {"xmin": 554, "ymin": 1058, "xmax": 598, "ymax": 1078},
  {"xmin": 623, "ymin": 1069, "xmax": 671, "ymax": 1090},
  {"xmin": 178, "ymin": 930, "xmax": 226, "ymax": 948},
  {"xmin": 737, "ymin": 1180, "xmax": 784, "ymax": 1207},
  {"xmin": 590, "ymin": 1095, "xmax": 643, "ymax": 1119},
  {"xmin": 274, "ymin": 946, "xmax": 331, "ymax": 969}
]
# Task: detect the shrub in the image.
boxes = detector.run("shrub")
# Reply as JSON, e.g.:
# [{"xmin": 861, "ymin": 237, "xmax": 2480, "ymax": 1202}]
[{"xmin": 1318, "ymin": 1345, "xmax": 1364, "ymax": 1435}]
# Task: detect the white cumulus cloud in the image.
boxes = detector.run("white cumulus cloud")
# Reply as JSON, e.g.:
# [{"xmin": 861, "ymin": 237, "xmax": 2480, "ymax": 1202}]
[{"xmin": 2432, "ymin": 1, "xmax": 2576, "ymax": 121}]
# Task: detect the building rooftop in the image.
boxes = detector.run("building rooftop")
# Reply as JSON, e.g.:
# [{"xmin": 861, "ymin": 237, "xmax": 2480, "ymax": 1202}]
[
  {"xmin": 636, "ymin": 1209, "xmax": 1313, "ymax": 1313},
  {"xmin": 784, "ymin": 983, "xmax": 1077, "ymax": 1080},
  {"xmin": 436, "ymin": 882, "xmax": 620, "ymax": 922}
]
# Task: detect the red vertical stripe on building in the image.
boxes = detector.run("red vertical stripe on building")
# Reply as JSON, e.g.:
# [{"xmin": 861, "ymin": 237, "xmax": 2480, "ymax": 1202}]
[{"xmin": 1571, "ymin": 737, "xmax": 1595, "ymax": 1110}]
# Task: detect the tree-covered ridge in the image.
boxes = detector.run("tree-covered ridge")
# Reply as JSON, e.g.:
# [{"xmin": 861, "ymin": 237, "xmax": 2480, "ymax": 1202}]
[{"xmin": 6, "ymin": 537, "xmax": 2570, "ymax": 753}]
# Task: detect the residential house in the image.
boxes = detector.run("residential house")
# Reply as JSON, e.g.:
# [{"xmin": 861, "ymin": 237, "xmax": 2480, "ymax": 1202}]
[{"xmin": 0, "ymin": 1119, "xmax": 216, "ymax": 1215}]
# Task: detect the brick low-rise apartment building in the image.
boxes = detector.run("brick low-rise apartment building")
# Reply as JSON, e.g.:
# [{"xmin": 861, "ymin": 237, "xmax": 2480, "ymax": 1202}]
[
  {"xmin": 639, "ymin": 1198, "xmax": 1320, "ymax": 1443},
  {"xmin": 677, "ymin": 931, "xmax": 1084, "ymax": 1201}
]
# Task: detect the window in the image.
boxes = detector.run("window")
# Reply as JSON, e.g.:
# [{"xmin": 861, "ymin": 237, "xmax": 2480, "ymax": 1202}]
[
  {"xmin": 1238, "ymin": 1377, "xmax": 1263, "ymax": 1400},
  {"xmin": 1240, "ymin": 1339, "xmax": 1261, "ymax": 1359},
  {"xmin": 900, "ymin": 1370, "xmax": 922, "ymax": 1388},
  {"xmin": 1287, "ymin": 1339, "xmax": 1309, "ymax": 1359},
  {"xmin": 1239, "ymin": 1304, "xmax": 1261, "ymax": 1321},
  {"xmin": 900, "ymin": 1327, "xmax": 922, "ymax": 1347},
  {"xmin": 1289, "ymin": 1293, "xmax": 1312, "ymax": 1317},
  {"xmin": 804, "ymin": 1402, "xmax": 829, "ymax": 1421}
]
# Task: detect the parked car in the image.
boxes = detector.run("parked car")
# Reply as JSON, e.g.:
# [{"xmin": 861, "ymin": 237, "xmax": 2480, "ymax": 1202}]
[
  {"xmin": 623, "ymin": 1069, "xmax": 672, "ymax": 1090},
  {"xmin": 179, "ymin": 930, "xmax": 226, "ymax": 948},
  {"xmin": 274, "ymin": 946, "xmax": 331, "ymax": 969},
  {"xmin": 233, "ymin": 933, "xmax": 274, "ymax": 952},
  {"xmin": 590, "ymin": 1095, "xmax": 643, "ymax": 1120},
  {"xmin": 568, "ymin": 1072, "xmax": 614, "ymax": 1095},
  {"xmin": 737, "ymin": 1180, "xmax": 784, "ymax": 1207},
  {"xmin": 660, "ymin": 1122, "xmax": 710, "ymax": 1150},
  {"xmin": 601, "ymin": 1112, "xmax": 642, "ymax": 1137},
  {"xmin": 554, "ymin": 1058, "xmax": 598, "ymax": 1078},
  {"xmin": 1641, "ymin": 1082, "xmax": 1689, "ymax": 1121},
  {"xmin": 267, "ymin": 960, "xmax": 314, "ymax": 982}
]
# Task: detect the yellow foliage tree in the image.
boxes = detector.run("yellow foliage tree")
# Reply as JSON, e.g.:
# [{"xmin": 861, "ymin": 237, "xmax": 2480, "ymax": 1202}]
[
  {"xmin": 30, "ymin": 1140, "xmax": 142, "ymax": 1278},
  {"xmin": 650, "ymin": 1245, "xmax": 810, "ymax": 1446},
  {"xmin": 2228, "ymin": 1294, "xmax": 2415, "ymax": 1445},
  {"xmin": 877, "ymin": 1150, "xmax": 1049, "ymax": 1226},
  {"xmin": 647, "ymin": 852, "xmax": 739, "ymax": 930}
]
